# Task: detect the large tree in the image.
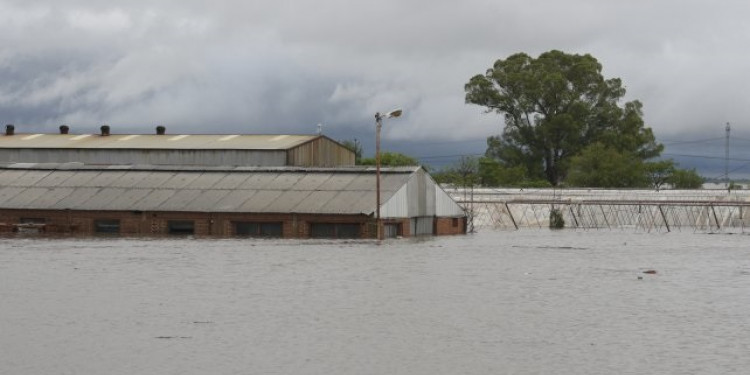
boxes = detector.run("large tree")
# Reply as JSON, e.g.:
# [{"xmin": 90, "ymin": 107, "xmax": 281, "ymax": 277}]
[{"xmin": 465, "ymin": 50, "xmax": 663, "ymax": 185}]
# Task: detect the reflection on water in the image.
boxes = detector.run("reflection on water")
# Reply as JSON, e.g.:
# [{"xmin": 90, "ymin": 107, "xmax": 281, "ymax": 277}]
[{"xmin": 2, "ymin": 230, "xmax": 750, "ymax": 375}]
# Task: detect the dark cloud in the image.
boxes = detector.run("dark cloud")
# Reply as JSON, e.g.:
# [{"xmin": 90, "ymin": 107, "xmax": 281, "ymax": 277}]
[{"xmin": 1, "ymin": 1, "xmax": 749, "ymax": 173}]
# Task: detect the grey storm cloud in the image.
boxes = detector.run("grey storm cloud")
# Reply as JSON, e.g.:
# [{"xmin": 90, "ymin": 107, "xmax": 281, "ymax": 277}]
[{"xmin": 2, "ymin": 0, "xmax": 750, "ymax": 149}]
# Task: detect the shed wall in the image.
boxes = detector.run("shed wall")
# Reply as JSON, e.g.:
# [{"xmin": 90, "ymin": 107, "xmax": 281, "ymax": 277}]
[
  {"xmin": 286, "ymin": 137, "xmax": 355, "ymax": 167},
  {"xmin": 0, "ymin": 149, "xmax": 289, "ymax": 166},
  {"xmin": 381, "ymin": 169, "xmax": 438, "ymax": 218}
]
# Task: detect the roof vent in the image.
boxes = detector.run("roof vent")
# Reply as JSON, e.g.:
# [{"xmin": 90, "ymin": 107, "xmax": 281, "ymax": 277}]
[
  {"xmin": 100, "ymin": 125, "xmax": 110, "ymax": 136},
  {"xmin": 5, "ymin": 124, "xmax": 14, "ymax": 136},
  {"xmin": 156, "ymin": 126, "xmax": 166, "ymax": 135},
  {"xmin": 60, "ymin": 125, "xmax": 69, "ymax": 134}
]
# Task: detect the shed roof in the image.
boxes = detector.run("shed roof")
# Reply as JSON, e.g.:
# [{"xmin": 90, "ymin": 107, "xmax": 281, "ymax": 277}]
[
  {"xmin": 0, "ymin": 134, "xmax": 325, "ymax": 150},
  {"xmin": 0, "ymin": 164, "xmax": 419, "ymax": 215}
]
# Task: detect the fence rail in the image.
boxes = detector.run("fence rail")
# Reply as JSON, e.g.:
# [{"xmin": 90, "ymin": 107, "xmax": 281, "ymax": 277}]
[{"xmin": 452, "ymin": 192, "xmax": 750, "ymax": 233}]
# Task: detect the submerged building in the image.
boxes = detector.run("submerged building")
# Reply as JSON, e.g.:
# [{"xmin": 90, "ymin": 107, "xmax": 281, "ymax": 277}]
[{"xmin": 0, "ymin": 126, "xmax": 466, "ymax": 238}]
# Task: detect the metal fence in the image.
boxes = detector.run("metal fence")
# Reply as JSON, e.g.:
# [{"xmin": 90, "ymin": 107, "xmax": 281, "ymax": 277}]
[{"xmin": 450, "ymin": 188, "xmax": 750, "ymax": 233}]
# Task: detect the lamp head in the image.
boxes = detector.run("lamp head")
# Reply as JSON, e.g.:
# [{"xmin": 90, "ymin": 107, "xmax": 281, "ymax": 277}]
[{"xmin": 386, "ymin": 109, "xmax": 402, "ymax": 118}]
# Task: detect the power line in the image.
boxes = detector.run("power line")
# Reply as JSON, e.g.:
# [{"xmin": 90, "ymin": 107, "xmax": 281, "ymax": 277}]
[
  {"xmin": 662, "ymin": 153, "xmax": 750, "ymax": 162},
  {"xmin": 659, "ymin": 137, "xmax": 725, "ymax": 145}
]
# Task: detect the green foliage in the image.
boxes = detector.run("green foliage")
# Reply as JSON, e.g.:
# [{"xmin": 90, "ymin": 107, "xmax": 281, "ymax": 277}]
[
  {"xmin": 668, "ymin": 168, "xmax": 704, "ymax": 189},
  {"xmin": 643, "ymin": 160, "xmax": 676, "ymax": 190},
  {"xmin": 433, "ymin": 156, "xmax": 480, "ymax": 187},
  {"xmin": 466, "ymin": 50, "xmax": 662, "ymax": 186},
  {"xmin": 339, "ymin": 139, "xmax": 363, "ymax": 163},
  {"xmin": 566, "ymin": 143, "xmax": 648, "ymax": 188},
  {"xmin": 360, "ymin": 152, "xmax": 419, "ymax": 167},
  {"xmin": 477, "ymin": 157, "xmax": 527, "ymax": 186},
  {"xmin": 549, "ymin": 208, "xmax": 565, "ymax": 229},
  {"xmin": 435, "ymin": 156, "xmax": 550, "ymax": 187}
]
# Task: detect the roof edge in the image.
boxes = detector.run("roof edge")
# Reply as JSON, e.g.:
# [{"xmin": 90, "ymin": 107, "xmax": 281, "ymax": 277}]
[{"xmin": 0, "ymin": 162, "xmax": 420, "ymax": 174}]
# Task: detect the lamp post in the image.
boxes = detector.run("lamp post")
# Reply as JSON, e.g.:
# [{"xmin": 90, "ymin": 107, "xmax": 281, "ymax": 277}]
[{"xmin": 374, "ymin": 108, "xmax": 402, "ymax": 240}]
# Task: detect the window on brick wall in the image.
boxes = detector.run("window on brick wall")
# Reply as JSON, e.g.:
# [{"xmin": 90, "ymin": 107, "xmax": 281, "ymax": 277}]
[
  {"xmin": 383, "ymin": 223, "xmax": 401, "ymax": 238},
  {"xmin": 94, "ymin": 219, "xmax": 120, "ymax": 234},
  {"xmin": 452, "ymin": 218, "xmax": 459, "ymax": 227},
  {"xmin": 20, "ymin": 218, "xmax": 45, "ymax": 224},
  {"xmin": 233, "ymin": 222, "xmax": 283, "ymax": 237},
  {"xmin": 310, "ymin": 223, "xmax": 361, "ymax": 239},
  {"xmin": 168, "ymin": 220, "xmax": 194, "ymax": 235}
]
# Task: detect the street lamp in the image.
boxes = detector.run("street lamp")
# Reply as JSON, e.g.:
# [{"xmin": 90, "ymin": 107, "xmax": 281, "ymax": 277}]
[{"xmin": 374, "ymin": 108, "xmax": 402, "ymax": 240}]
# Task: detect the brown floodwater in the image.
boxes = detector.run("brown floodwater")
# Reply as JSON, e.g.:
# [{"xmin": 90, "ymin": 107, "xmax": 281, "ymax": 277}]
[{"xmin": 1, "ymin": 230, "xmax": 749, "ymax": 374}]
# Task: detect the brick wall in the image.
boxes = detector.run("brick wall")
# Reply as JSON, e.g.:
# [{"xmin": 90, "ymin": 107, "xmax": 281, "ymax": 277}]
[
  {"xmin": 0, "ymin": 209, "xmax": 465, "ymax": 238},
  {"xmin": 434, "ymin": 217, "xmax": 467, "ymax": 235}
]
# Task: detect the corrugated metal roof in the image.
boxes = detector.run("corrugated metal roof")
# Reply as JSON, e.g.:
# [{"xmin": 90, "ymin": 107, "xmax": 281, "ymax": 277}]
[
  {"xmin": 0, "ymin": 134, "xmax": 321, "ymax": 150},
  {"xmin": 0, "ymin": 165, "xmax": 423, "ymax": 215}
]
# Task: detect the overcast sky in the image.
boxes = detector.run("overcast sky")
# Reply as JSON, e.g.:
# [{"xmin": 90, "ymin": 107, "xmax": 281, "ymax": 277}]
[{"xmin": 2, "ymin": 1, "xmax": 750, "ymax": 172}]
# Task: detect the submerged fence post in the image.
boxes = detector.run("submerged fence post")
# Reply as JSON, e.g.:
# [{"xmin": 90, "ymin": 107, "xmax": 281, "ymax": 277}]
[
  {"xmin": 505, "ymin": 203, "xmax": 518, "ymax": 230},
  {"xmin": 711, "ymin": 205, "xmax": 721, "ymax": 230},
  {"xmin": 658, "ymin": 205, "xmax": 670, "ymax": 233},
  {"xmin": 569, "ymin": 205, "xmax": 579, "ymax": 228}
]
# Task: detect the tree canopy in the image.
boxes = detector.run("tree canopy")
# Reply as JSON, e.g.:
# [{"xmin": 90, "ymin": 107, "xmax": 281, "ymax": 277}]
[
  {"xmin": 359, "ymin": 151, "xmax": 420, "ymax": 167},
  {"xmin": 465, "ymin": 50, "xmax": 663, "ymax": 186}
]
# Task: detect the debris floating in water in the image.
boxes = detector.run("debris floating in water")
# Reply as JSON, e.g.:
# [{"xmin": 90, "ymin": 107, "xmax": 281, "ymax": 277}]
[{"xmin": 643, "ymin": 270, "xmax": 657, "ymax": 274}]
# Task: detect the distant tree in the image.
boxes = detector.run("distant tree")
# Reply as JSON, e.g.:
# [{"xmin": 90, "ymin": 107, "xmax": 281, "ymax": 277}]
[
  {"xmin": 433, "ymin": 156, "xmax": 480, "ymax": 186},
  {"xmin": 566, "ymin": 143, "xmax": 648, "ymax": 188},
  {"xmin": 360, "ymin": 152, "xmax": 419, "ymax": 167},
  {"xmin": 431, "ymin": 170, "xmax": 457, "ymax": 185},
  {"xmin": 465, "ymin": 50, "xmax": 663, "ymax": 186},
  {"xmin": 477, "ymin": 157, "xmax": 528, "ymax": 187},
  {"xmin": 668, "ymin": 168, "xmax": 704, "ymax": 189},
  {"xmin": 644, "ymin": 160, "xmax": 676, "ymax": 191},
  {"xmin": 340, "ymin": 139, "xmax": 363, "ymax": 164},
  {"xmin": 455, "ymin": 156, "xmax": 480, "ymax": 187}
]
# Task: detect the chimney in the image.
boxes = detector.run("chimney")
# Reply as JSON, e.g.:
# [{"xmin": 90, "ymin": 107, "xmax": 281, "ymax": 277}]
[
  {"xmin": 5, "ymin": 124, "xmax": 14, "ymax": 136},
  {"xmin": 100, "ymin": 125, "xmax": 110, "ymax": 136},
  {"xmin": 59, "ymin": 125, "xmax": 69, "ymax": 134},
  {"xmin": 156, "ymin": 126, "xmax": 166, "ymax": 135}
]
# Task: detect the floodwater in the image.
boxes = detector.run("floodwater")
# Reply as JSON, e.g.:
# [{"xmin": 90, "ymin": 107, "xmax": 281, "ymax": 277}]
[{"xmin": 1, "ymin": 231, "xmax": 749, "ymax": 375}]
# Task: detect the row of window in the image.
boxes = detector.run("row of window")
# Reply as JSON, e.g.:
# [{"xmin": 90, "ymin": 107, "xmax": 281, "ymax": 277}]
[{"xmin": 88, "ymin": 219, "xmax": 362, "ymax": 238}]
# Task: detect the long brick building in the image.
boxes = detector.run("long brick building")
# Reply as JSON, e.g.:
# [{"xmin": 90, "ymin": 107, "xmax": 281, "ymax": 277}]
[{"xmin": 0, "ymin": 126, "xmax": 466, "ymax": 238}]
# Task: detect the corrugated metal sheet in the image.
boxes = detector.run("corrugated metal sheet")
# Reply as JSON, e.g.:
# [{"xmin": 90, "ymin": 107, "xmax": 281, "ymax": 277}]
[
  {"xmin": 381, "ymin": 169, "xmax": 438, "ymax": 218},
  {"xmin": 49, "ymin": 188, "xmax": 100, "ymax": 209},
  {"xmin": 380, "ymin": 184, "xmax": 409, "ymax": 218},
  {"xmin": 0, "ymin": 149, "xmax": 289, "ymax": 166},
  {"xmin": 0, "ymin": 164, "xmax": 462, "ymax": 217},
  {"xmin": 0, "ymin": 134, "xmax": 319, "ymax": 150},
  {"xmin": 238, "ymin": 190, "xmax": 285, "ymax": 212},
  {"xmin": 291, "ymin": 190, "xmax": 340, "ymax": 212},
  {"xmin": 83, "ymin": 171, "xmax": 126, "ymax": 187},
  {"xmin": 190, "ymin": 190, "xmax": 234, "ymax": 211},
  {"xmin": 0, "ymin": 134, "xmax": 355, "ymax": 168},
  {"xmin": 100, "ymin": 188, "xmax": 153, "ymax": 210},
  {"xmin": 212, "ymin": 174, "xmax": 252, "ymax": 189},
  {"xmin": 128, "ymin": 189, "xmax": 174, "ymax": 211},
  {"xmin": 28, "ymin": 187, "xmax": 75, "ymax": 207},
  {"xmin": 286, "ymin": 137, "xmax": 356, "ymax": 167},
  {"xmin": 214, "ymin": 190, "xmax": 256, "ymax": 211},
  {"xmin": 158, "ymin": 190, "xmax": 204, "ymax": 211},
  {"xmin": 323, "ymin": 191, "xmax": 371, "ymax": 214},
  {"xmin": 435, "ymin": 185, "xmax": 467, "ymax": 217},
  {"xmin": 4, "ymin": 187, "xmax": 49, "ymax": 208},
  {"xmin": 0, "ymin": 187, "xmax": 25, "ymax": 203},
  {"xmin": 5, "ymin": 170, "xmax": 50, "ymax": 187}
]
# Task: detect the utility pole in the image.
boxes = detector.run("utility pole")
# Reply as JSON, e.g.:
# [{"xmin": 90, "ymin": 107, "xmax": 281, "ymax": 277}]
[{"xmin": 726, "ymin": 122, "xmax": 731, "ymax": 189}]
